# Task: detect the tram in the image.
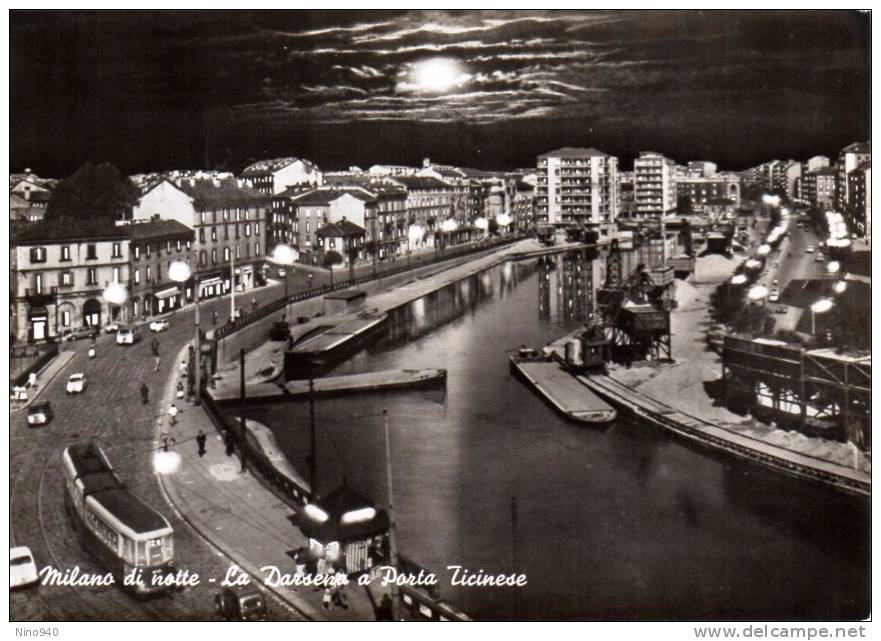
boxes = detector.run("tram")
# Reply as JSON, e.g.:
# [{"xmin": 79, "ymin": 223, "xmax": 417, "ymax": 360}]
[{"xmin": 61, "ymin": 443, "xmax": 175, "ymax": 595}]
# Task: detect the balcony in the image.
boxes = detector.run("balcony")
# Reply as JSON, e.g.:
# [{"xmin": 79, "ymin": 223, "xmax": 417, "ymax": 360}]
[{"xmin": 25, "ymin": 287, "xmax": 57, "ymax": 307}]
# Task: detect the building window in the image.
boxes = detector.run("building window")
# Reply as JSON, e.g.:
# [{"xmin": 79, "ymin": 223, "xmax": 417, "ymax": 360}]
[
  {"xmin": 146, "ymin": 243, "xmax": 151, "ymax": 258},
  {"xmin": 235, "ymin": 223, "xmax": 240, "ymax": 239},
  {"xmin": 236, "ymin": 244, "xmax": 240, "ymax": 259},
  {"xmin": 254, "ymin": 222, "xmax": 260, "ymax": 236},
  {"xmin": 60, "ymin": 245, "xmax": 71, "ymax": 261},
  {"xmin": 87, "ymin": 244, "xmax": 97, "ymax": 260},
  {"xmin": 155, "ymin": 263, "xmax": 161, "ymax": 280},
  {"xmin": 176, "ymin": 240, "xmax": 182, "ymax": 252},
  {"xmin": 224, "ymin": 225, "xmax": 229, "ymax": 240},
  {"xmin": 305, "ymin": 221, "xmax": 310, "ymax": 233},
  {"xmin": 112, "ymin": 243, "xmax": 122, "ymax": 258},
  {"xmin": 34, "ymin": 273, "xmax": 43, "ymax": 294},
  {"xmin": 199, "ymin": 228, "xmax": 205, "ymax": 242},
  {"xmin": 134, "ymin": 245, "xmax": 141, "ymax": 260},
  {"xmin": 255, "ymin": 242, "xmax": 260, "ymax": 256},
  {"xmin": 211, "ymin": 227, "xmax": 217, "ymax": 241},
  {"xmin": 87, "ymin": 268, "xmax": 97, "ymax": 285},
  {"xmin": 166, "ymin": 241, "xmax": 171, "ymax": 253},
  {"xmin": 223, "ymin": 246, "xmax": 230, "ymax": 262},
  {"xmin": 199, "ymin": 251, "xmax": 207, "ymax": 266},
  {"xmin": 146, "ymin": 266, "xmax": 151, "ymax": 281},
  {"xmin": 211, "ymin": 248, "xmax": 217, "ymax": 263},
  {"xmin": 200, "ymin": 212, "xmax": 206, "ymax": 224},
  {"xmin": 223, "ymin": 209, "xmax": 229, "ymax": 221},
  {"xmin": 113, "ymin": 267, "xmax": 121, "ymax": 283},
  {"xmin": 245, "ymin": 223, "xmax": 251, "ymax": 237},
  {"xmin": 30, "ymin": 247, "xmax": 47, "ymax": 263},
  {"xmin": 60, "ymin": 271, "xmax": 73, "ymax": 287},
  {"xmin": 61, "ymin": 310, "xmax": 71, "ymax": 327},
  {"xmin": 134, "ymin": 269, "xmax": 140, "ymax": 285}
]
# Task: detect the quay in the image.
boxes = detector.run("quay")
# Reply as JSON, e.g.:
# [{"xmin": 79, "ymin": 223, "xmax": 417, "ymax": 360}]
[
  {"xmin": 579, "ymin": 373, "xmax": 870, "ymax": 497},
  {"xmin": 288, "ymin": 311, "xmax": 388, "ymax": 358},
  {"xmin": 510, "ymin": 356, "xmax": 616, "ymax": 425},
  {"xmin": 209, "ymin": 367, "xmax": 447, "ymax": 404}
]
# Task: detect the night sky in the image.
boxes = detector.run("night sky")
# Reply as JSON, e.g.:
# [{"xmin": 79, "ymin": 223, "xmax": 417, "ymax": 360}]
[{"xmin": 10, "ymin": 10, "xmax": 871, "ymax": 177}]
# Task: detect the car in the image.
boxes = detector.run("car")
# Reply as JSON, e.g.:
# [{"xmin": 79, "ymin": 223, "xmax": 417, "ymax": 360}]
[
  {"xmin": 26, "ymin": 400, "xmax": 54, "ymax": 427},
  {"xmin": 773, "ymin": 278, "xmax": 779, "ymax": 286},
  {"xmin": 104, "ymin": 322, "xmax": 120, "ymax": 334},
  {"xmin": 815, "ymin": 253, "xmax": 825, "ymax": 262},
  {"xmin": 117, "ymin": 326, "xmax": 143, "ymax": 345},
  {"xmin": 805, "ymin": 245, "xmax": 815, "ymax": 253},
  {"xmin": 774, "ymin": 305, "xmax": 787, "ymax": 314},
  {"xmin": 149, "ymin": 320, "xmax": 170, "ymax": 332},
  {"xmin": 10, "ymin": 546, "xmax": 39, "ymax": 589},
  {"xmin": 214, "ymin": 586, "xmax": 267, "ymax": 621},
  {"xmin": 269, "ymin": 321, "xmax": 291, "ymax": 342},
  {"xmin": 62, "ymin": 326, "xmax": 97, "ymax": 342},
  {"xmin": 769, "ymin": 292, "xmax": 780, "ymax": 303},
  {"xmin": 66, "ymin": 373, "xmax": 86, "ymax": 395}
]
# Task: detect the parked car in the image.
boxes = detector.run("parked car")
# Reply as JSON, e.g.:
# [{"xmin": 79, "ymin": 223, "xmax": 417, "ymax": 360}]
[
  {"xmin": 10, "ymin": 546, "xmax": 39, "ymax": 589},
  {"xmin": 269, "ymin": 321, "xmax": 291, "ymax": 342},
  {"xmin": 805, "ymin": 245, "xmax": 815, "ymax": 253},
  {"xmin": 27, "ymin": 400, "xmax": 54, "ymax": 427},
  {"xmin": 62, "ymin": 326, "xmax": 97, "ymax": 342},
  {"xmin": 104, "ymin": 322, "xmax": 120, "ymax": 334},
  {"xmin": 214, "ymin": 586, "xmax": 267, "ymax": 621},
  {"xmin": 815, "ymin": 253, "xmax": 825, "ymax": 262},
  {"xmin": 149, "ymin": 319, "xmax": 170, "ymax": 332},
  {"xmin": 117, "ymin": 327, "xmax": 143, "ymax": 345},
  {"xmin": 774, "ymin": 305, "xmax": 788, "ymax": 314},
  {"xmin": 769, "ymin": 290, "xmax": 780, "ymax": 303},
  {"xmin": 66, "ymin": 373, "xmax": 86, "ymax": 395}
]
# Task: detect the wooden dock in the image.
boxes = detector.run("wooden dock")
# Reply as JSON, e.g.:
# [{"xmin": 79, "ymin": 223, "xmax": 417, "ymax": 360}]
[
  {"xmin": 210, "ymin": 368, "xmax": 446, "ymax": 404},
  {"xmin": 580, "ymin": 374, "xmax": 870, "ymax": 497},
  {"xmin": 511, "ymin": 357, "xmax": 616, "ymax": 425}
]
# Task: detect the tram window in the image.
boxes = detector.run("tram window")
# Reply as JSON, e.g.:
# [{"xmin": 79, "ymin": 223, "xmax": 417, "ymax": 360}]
[{"xmin": 122, "ymin": 538, "xmax": 135, "ymax": 564}]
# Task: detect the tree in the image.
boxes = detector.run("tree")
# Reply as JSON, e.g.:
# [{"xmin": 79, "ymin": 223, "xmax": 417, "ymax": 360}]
[
  {"xmin": 345, "ymin": 245, "xmax": 359, "ymax": 282},
  {"xmin": 363, "ymin": 240, "xmax": 379, "ymax": 275},
  {"xmin": 322, "ymin": 250, "xmax": 343, "ymax": 286},
  {"xmin": 46, "ymin": 162, "xmax": 139, "ymax": 222}
]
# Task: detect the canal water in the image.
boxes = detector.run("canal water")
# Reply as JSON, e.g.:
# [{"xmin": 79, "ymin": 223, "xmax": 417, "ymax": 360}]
[{"xmin": 244, "ymin": 249, "xmax": 869, "ymax": 620}]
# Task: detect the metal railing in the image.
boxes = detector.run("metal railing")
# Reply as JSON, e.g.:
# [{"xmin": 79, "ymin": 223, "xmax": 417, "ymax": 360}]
[{"xmin": 11, "ymin": 342, "xmax": 59, "ymax": 386}]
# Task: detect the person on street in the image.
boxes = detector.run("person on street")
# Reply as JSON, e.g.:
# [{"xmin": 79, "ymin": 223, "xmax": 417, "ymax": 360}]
[
  {"xmin": 176, "ymin": 381, "xmax": 185, "ymax": 399},
  {"xmin": 151, "ymin": 337, "xmax": 160, "ymax": 357},
  {"xmin": 375, "ymin": 594, "xmax": 394, "ymax": 621},
  {"xmin": 140, "ymin": 382, "xmax": 150, "ymax": 404},
  {"xmin": 168, "ymin": 403, "xmax": 178, "ymax": 425},
  {"xmin": 154, "ymin": 355, "xmax": 162, "ymax": 372},
  {"xmin": 332, "ymin": 572, "xmax": 349, "ymax": 610},
  {"xmin": 161, "ymin": 436, "xmax": 176, "ymax": 452},
  {"xmin": 224, "ymin": 429, "xmax": 235, "ymax": 457},
  {"xmin": 179, "ymin": 360, "xmax": 188, "ymax": 376},
  {"xmin": 28, "ymin": 372, "xmax": 37, "ymax": 389},
  {"xmin": 196, "ymin": 429, "xmax": 207, "ymax": 457},
  {"xmin": 322, "ymin": 587, "xmax": 332, "ymax": 611}
]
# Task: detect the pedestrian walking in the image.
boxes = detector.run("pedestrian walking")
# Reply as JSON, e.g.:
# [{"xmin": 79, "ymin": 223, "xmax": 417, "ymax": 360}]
[
  {"xmin": 224, "ymin": 429, "xmax": 235, "ymax": 457},
  {"xmin": 179, "ymin": 360, "xmax": 188, "ymax": 376},
  {"xmin": 154, "ymin": 355, "xmax": 162, "ymax": 371},
  {"xmin": 161, "ymin": 436, "xmax": 176, "ymax": 452},
  {"xmin": 196, "ymin": 429, "xmax": 207, "ymax": 457},
  {"xmin": 168, "ymin": 403, "xmax": 178, "ymax": 425},
  {"xmin": 151, "ymin": 337, "xmax": 160, "ymax": 357},
  {"xmin": 176, "ymin": 381, "xmax": 185, "ymax": 400},
  {"xmin": 140, "ymin": 382, "xmax": 150, "ymax": 405},
  {"xmin": 322, "ymin": 587, "xmax": 332, "ymax": 611}
]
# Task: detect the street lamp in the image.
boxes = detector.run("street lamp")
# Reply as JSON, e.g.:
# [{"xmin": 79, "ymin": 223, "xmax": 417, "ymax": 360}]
[
  {"xmin": 441, "ymin": 219, "xmax": 458, "ymax": 252},
  {"xmin": 102, "ymin": 281, "xmax": 128, "ymax": 326},
  {"xmin": 407, "ymin": 224, "xmax": 424, "ymax": 271},
  {"xmin": 810, "ymin": 298, "xmax": 834, "ymax": 336},
  {"xmin": 833, "ymin": 280, "xmax": 847, "ymax": 294},
  {"xmin": 747, "ymin": 284, "xmax": 768, "ymax": 304},
  {"xmin": 497, "ymin": 213, "xmax": 513, "ymax": 235},
  {"xmin": 756, "ymin": 244, "xmax": 771, "ymax": 256},
  {"xmin": 826, "ymin": 260, "xmax": 840, "ymax": 275},
  {"xmin": 744, "ymin": 259, "xmax": 762, "ymax": 270},
  {"xmin": 169, "ymin": 260, "xmax": 201, "ymax": 405},
  {"xmin": 153, "ymin": 450, "xmax": 181, "ymax": 475},
  {"xmin": 474, "ymin": 217, "xmax": 488, "ymax": 244},
  {"xmin": 731, "ymin": 274, "xmax": 748, "ymax": 286},
  {"xmin": 269, "ymin": 243, "xmax": 298, "ymax": 302}
]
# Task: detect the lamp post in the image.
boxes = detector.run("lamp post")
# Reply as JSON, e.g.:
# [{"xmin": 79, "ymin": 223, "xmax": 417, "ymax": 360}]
[
  {"xmin": 810, "ymin": 298, "xmax": 834, "ymax": 336},
  {"xmin": 747, "ymin": 284, "xmax": 768, "ymax": 305},
  {"xmin": 407, "ymin": 224, "xmax": 424, "ymax": 272},
  {"xmin": 169, "ymin": 261, "xmax": 201, "ymax": 405},
  {"xmin": 497, "ymin": 213, "xmax": 512, "ymax": 238},
  {"xmin": 474, "ymin": 217, "xmax": 488, "ymax": 245},
  {"xmin": 269, "ymin": 243, "xmax": 298, "ymax": 303},
  {"xmin": 730, "ymin": 274, "xmax": 748, "ymax": 286},
  {"xmin": 440, "ymin": 219, "xmax": 458, "ymax": 253}
]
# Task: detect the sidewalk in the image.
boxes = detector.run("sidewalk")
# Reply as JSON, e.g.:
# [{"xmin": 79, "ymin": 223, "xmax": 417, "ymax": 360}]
[
  {"xmin": 10, "ymin": 350, "xmax": 76, "ymax": 411},
  {"xmin": 155, "ymin": 346, "xmax": 383, "ymax": 621}
]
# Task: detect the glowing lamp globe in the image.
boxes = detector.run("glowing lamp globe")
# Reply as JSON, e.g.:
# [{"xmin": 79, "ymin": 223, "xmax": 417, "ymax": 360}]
[
  {"xmin": 408, "ymin": 224, "xmax": 425, "ymax": 243},
  {"xmin": 474, "ymin": 217, "xmax": 488, "ymax": 231},
  {"xmin": 757, "ymin": 244, "xmax": 771, "ymax": 256},
  {"xmin": 496, "ymin": 213, "xmax": 513, "ymax": 227},
  {"xmin": 441, "ymin": 219, "xmax": 458, "ymax": 233},
  {"xmin": 833, "ymin": 281, "xmax": 847, "ymax": 294},
  {"xmin": 731, "ymin": 274, "xmax": 748, "ymax": 285},
  {"xmin": 102, "ymin": 282, "xmax": 128, "ymax": 306},
  {"xmin": 168, "ymin": 261, "xmax": 192, "ymax": 283},
  {"xmin": 153, "ymin": 451, "xmax": 181, "ymax": 475},
  {"xmin": 826, "ymin": 261, "xmax": 840, "ymax": 274},
  {"xmin": 810, "ymin": 299, "xmax": 834, "ymax": 314},
  {"xmin": 747, "ymin": 285, "xmax": 768, "ymax": 302},
  {"xmin": 270, "ymin": 243, "xmax": 298, "ymax": 266}
]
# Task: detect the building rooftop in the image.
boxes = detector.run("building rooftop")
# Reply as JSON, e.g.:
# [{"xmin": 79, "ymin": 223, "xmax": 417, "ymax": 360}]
[
  {"xmin": 177, "ymin": 178, "xmax": 268, "ymax": 208},
  {"xmin": 537, "ymin": 147, "xmax": 610, "ymax": 160},
  {"xmin": 387, "ymin": 175, "xmax": 453, "ymax": 191},
  {"xmin": 284, "ymin": 187, "xmax": 378, "ymax": 206},
  {"xmin": 316, "ymin": 219, "xmax": 367, "ymax": 237},
  {"xmin": 241, "ymin": 156, "xmax": 318, "ymax": 176},
  {"xmin": 14, "ymin": 217, "xmax": 130, "ymax": 244},
  {"xmin": 841, "ymin": 142, "xmax": 871, "ymax": 155},
  {"xmin": 123, "ymin": 219, "xmax": 195, "ymax": 242}
]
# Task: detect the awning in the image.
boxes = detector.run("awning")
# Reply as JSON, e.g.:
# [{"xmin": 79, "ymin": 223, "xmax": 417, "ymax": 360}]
[
  {"xmin": 155, "ymin": 287, "xmax": 180, "ymax": 300},
  {"xmin": 199, "ymin": 277, "xmax": 222, "ymax": 288}
]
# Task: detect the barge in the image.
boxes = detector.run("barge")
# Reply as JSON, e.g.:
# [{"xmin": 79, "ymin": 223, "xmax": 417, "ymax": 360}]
[{"xmin": 510, "ymin": 348, "xmax": 617, "ymax": 425}]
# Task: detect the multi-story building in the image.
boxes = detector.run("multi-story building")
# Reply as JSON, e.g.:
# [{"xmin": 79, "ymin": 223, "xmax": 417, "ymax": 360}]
[
  {"xmin": 386, "ymin": 176, "xmax": 455, "ymax": 249},
  {"xmin": 133, "ymin": 178, "xmax": 269, "ymax": 298},
  {"xmin": 686, "ymin": 161, "xmax": 717, "ymax": 178},
  {"xmin": 122, "ymin": 220, "xmax": 195, "ymax": 319},
  {"xmin": 535, "ymin": 147, "xmax": 619, "ymax": 228},
  {"xmin": 241, "ymin": 157, "xmax": 322, "ymax": 196},
  {"xmin": 12, "ymin": 220, "xmax": 130, "ymax": 342},
  {"xmin": 847, "ymin": 163, "xmax": 871, "ymax": 242},
  {"xmin": 836, "ymin": 142, "xmax": 871, "ymax": 212},
  {"xmin": 634, "ymin": 151, "xmax": 676, "ymax": 218},
  {"xmin": 676, "ymin": 174, "xmax": 741, "ymax": 211},
  {"xmin": 771, "ymin": 160, "xmax": 801, "ymax": 200},
  {"xmin": 510, "ymin": 179, "xmax": 535, "ymax": 233},
  {"xmin": 800, "ymin": 168, "xmax": 837, "ymax": 210},
  {"xmin": 804, "ymin": 155, "xmax": 830, "ymax": 173},
  {"xmin": 368, "ymin": 164, "xmax": 418, "ymax": 177}
]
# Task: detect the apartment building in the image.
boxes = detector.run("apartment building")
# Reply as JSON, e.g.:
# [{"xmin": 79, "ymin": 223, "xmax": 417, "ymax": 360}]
[{"xmin": 535, "ymin": 147, "xmax": 619, "ymax": 227}]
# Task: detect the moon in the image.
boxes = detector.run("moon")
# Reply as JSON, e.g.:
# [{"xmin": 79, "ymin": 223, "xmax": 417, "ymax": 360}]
[{"xmin": 409, "ymin": 58, "xmax": 468, "ymax": 92}]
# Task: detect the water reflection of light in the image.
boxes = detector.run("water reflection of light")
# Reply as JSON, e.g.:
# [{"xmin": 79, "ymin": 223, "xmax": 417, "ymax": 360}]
[{"xmin": 412, "ymin": 297, "xmax": 426, "ymax": 320}]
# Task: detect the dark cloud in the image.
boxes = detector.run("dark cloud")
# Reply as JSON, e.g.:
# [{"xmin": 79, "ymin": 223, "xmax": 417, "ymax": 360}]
[{"xmin": 10, "ymin": 10, "xmax": 870, "ymax": 176}]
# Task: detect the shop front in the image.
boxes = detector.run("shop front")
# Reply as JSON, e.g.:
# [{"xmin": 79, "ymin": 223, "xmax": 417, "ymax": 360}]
[
  {"xmin": 28, "ymin": 306, "xmax": 48, "ymax": 342},
  {"xmin": 154, "ymin": 286, "xmax": 182, "ymax": 314}
]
